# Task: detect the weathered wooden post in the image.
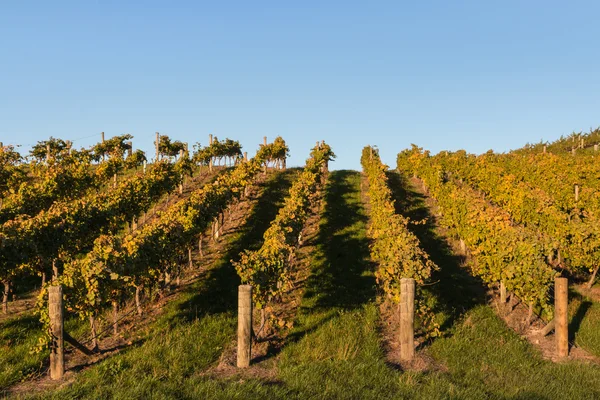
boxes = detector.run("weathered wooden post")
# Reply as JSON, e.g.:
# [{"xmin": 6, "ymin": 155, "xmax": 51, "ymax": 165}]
[
  {"xmin": 209, "ymin": 134, "xmax": 214, "ymax": 172},
  {"xmin": 575, "ymin": 184, "xmax": 579, "ymax": 202},
  {"xmin": 237, "ymin": 285, "xmax": 252, "ymax": 368},
  {"xmin": 263, "ymin": 136, "xmax": 267, "ymax": 146},
  {"xmin": 459, "ymin": 239, "xmax": 466, "ymax": 254},
  {"xmin": 49, "ymin": 285, "xmax": 64, "ymax": 380},
  {"xmin": 179, "ymin": 149, "xmax": 184, "ymax": 194},
  {"xmin": 243, "ymin": 152, "xmax": 248, "ymax": 162},
  {"xmin": 400, "ymin": 278, "xmax": 415, "ymax": 361},
  {"xmin": 143, "ymin": 160, "xmax": 147, "ymax": 174},
  {"xmin": 500, "ymin": 281, "xmax": 507, "ymax": 303},
  {"xmin": 155, "ymin": 132, "xmax": 160, "ymax": 161},
  {"xmin": 112, "ymin": 301, "xmax": 119, "ymax": 337},
  {"xmin": 543, "ymin": 145, "xmax": 547, "ymax": 153},
  {"xmin": 555, "ymin": 277, "xmax": 569, "ymax": 358},
  {"xmin": 2, "ymin": 280, "xmax": 9, "ymax": 314}
]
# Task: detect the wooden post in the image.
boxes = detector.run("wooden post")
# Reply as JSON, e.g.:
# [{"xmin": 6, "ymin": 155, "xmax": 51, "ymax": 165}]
[
  {"xmin": 555, "ymin": 277, "xmax": 569, "ymax": 358},
  {"xmin": 2, "ymin": 280, "xmax": 9, "ymax": 314},
  {"xmin": 188, "ymin": 247, "xmax": 193, "ymax": 268},
  {"xmin": 237, "ymin": 285, "xmax": 252, "ymax": 368},
  {"xmin": 543, "ymin": 145, "xmax": 547, "ymax": 153},
  {"xmin": 49, "ymin": 286, "xmax": 64, "ymax": 380},
  {"xmin": 143, "ymin": 160, "xmax": 147, "ymax": 174},
  {"xmin": 135, "ymin": 286, "xmax": 143, "ymax": 316},
  {"xmin": 263, "ymin": 136, "xmax": 267, "ymax": 146},
  {"xmin": 209, "ymin": 134, "xmax": 214, "ymax": 172},
  {"xmin": 243, "ymin": 152, "xmax": 248, "ymax": 162},
  {"xmin": 459, "ymin": 239, "xmax": 466, "ymax": 254},
  {"xmin": 580, "ymin": 138, "xmax": 584, "ymax": 149},
  {"xmin": 112, "ymin": 300, "xmax": 118, "ymax": 337},
  {"xmin": 101, "ymin": 131, "xmax": 105, "ymax": 143},
  {"xmin": 179, "ymin": 149, "xmax": 184, "ymax": 194},
  {"xmin": 572, "ymin": 148, "xmax": 576, "ymax": 156},
  {"xmin": 155, "ymin": 132, "xmax": 160, "ymax": 161},
  {"xmin": 500, "ymin": 281, "xmax": 507, "ymax": 303},
  {"xmin": 575, "ymin": 184, "xmax": 579, "ymax": 202},
  {"xmin": 400, "ymin": 278, "xmax": 415, "ymax": 361}
]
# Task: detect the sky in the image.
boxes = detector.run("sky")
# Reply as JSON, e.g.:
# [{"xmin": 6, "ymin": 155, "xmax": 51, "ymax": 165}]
[{"xmin": 1, "ymin": 1, "xmax": 600, "ymax": 170}]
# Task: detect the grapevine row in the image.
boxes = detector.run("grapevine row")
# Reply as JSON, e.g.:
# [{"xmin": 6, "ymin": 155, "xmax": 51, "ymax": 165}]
[
  {"xmin": 426, "ymin": 150, "xmax": 600, "ymax": 285},
  {"xmin": 360, "ymin": 146, "xmax": 436, "ymax": 302},
  {"xmin": 397, "ymin": 147, "xmax": 557, "ymax": 315},
  {"xmin": 36, "ymin": 139, "xmax": 287, "ymax": 349},
  {"xmin": 233, "ymin": 141, "xmax": 333, "ymax": 322}
]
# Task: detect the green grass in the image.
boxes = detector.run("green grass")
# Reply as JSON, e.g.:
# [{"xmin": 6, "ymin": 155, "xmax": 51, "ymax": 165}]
[
  {"xmin": 0, "ymin": 314, "xmax": 47, "ymax": 390},
  {"xmin": 568, "ymin": 290, "xmax": 600, "ymax": 357},
  {"xmin": 7, "ymin": 169, "xmax": 600, "ymax": 399}
]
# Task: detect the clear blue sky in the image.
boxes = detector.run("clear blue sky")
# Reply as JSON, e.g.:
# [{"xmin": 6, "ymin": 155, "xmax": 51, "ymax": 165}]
[{"xmin": 1, "ymin": 1, "xmax": 599, "ymax": 169}]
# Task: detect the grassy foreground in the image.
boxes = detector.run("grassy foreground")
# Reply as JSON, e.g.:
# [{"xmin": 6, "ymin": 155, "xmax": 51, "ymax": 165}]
[{"xmin": 7, "ymin": 170, "xmax": 600, "ymax": 399}]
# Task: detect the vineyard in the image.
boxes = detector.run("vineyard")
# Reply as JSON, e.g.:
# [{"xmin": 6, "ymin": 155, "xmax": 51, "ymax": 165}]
[{"xmin": 3, "ymin": 131, "xmax": 600, "ymax": 399}]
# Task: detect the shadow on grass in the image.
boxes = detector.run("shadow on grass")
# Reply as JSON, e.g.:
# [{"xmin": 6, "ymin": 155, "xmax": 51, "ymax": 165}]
[
  {"xmin": 0, "ymin": 314, "xmax": 40, "ymax": 341},
  {"xmin": 301, "ymin": 170, "xmax": 374, "ymax": 309},
  {"xmin": 286, "ymin": 170, "xmax": 375, "ymax": 342},
  {"xmin": 568, "ymin": 290, "xmax": 593, "ymax": 343},
  {"xmin": 386, "ymin": 171, "xmax": 486, "ymax": 333}
]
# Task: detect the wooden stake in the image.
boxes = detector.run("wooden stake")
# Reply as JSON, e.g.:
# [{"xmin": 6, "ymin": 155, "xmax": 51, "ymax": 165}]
[
  {"xmin": 400, "ymin": 278, "xmax": 415, "ymax": 361},
  {"xmin": 543, "ymin": 145, "xmax": 547, "ymax": 153},
  {"xmin": 555, "ymin": 277, "xmax": 569, "ymax": 358},
  {"xmin": 155, "ymin": 132, "xmax": 160, "ymax": 161},
  {"xmin": 263, "ymin": 136, "xmax": 267, "ymax": 146},
  {"xmin": 89, "ymin": 315, "xmax": 98, "ymax": 351},
  {"xmin": 500, "ymin": 281, "xmax": 507, "ymax": 303},
  {"xmin": 575, "ymin": 184, "xmax": 579, "ymax": 202},
  {"xmin": 49, "ymin": 286, "xmax": 64, "ymax": 380},
  {"xmin": 237, "ymin": 285, "xmax": 252, "ymax": 368},
  {"xmin": 2, "ymin": 280, "xmax": 9, "ymax": 314},
  {"xmin": 459, "ymin": 239, "xmax": 467, "ymax": 254},
  {"xmin": 135, "ymin": 286, "xmax": 143, "ymax": 316},
  {"xmin": 52, "ymin": 259, "xmax": 58, "ymax": 281},
  {"xmin": 112, "ymin": 300, "xmax": 118, "ymax": 337}
]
